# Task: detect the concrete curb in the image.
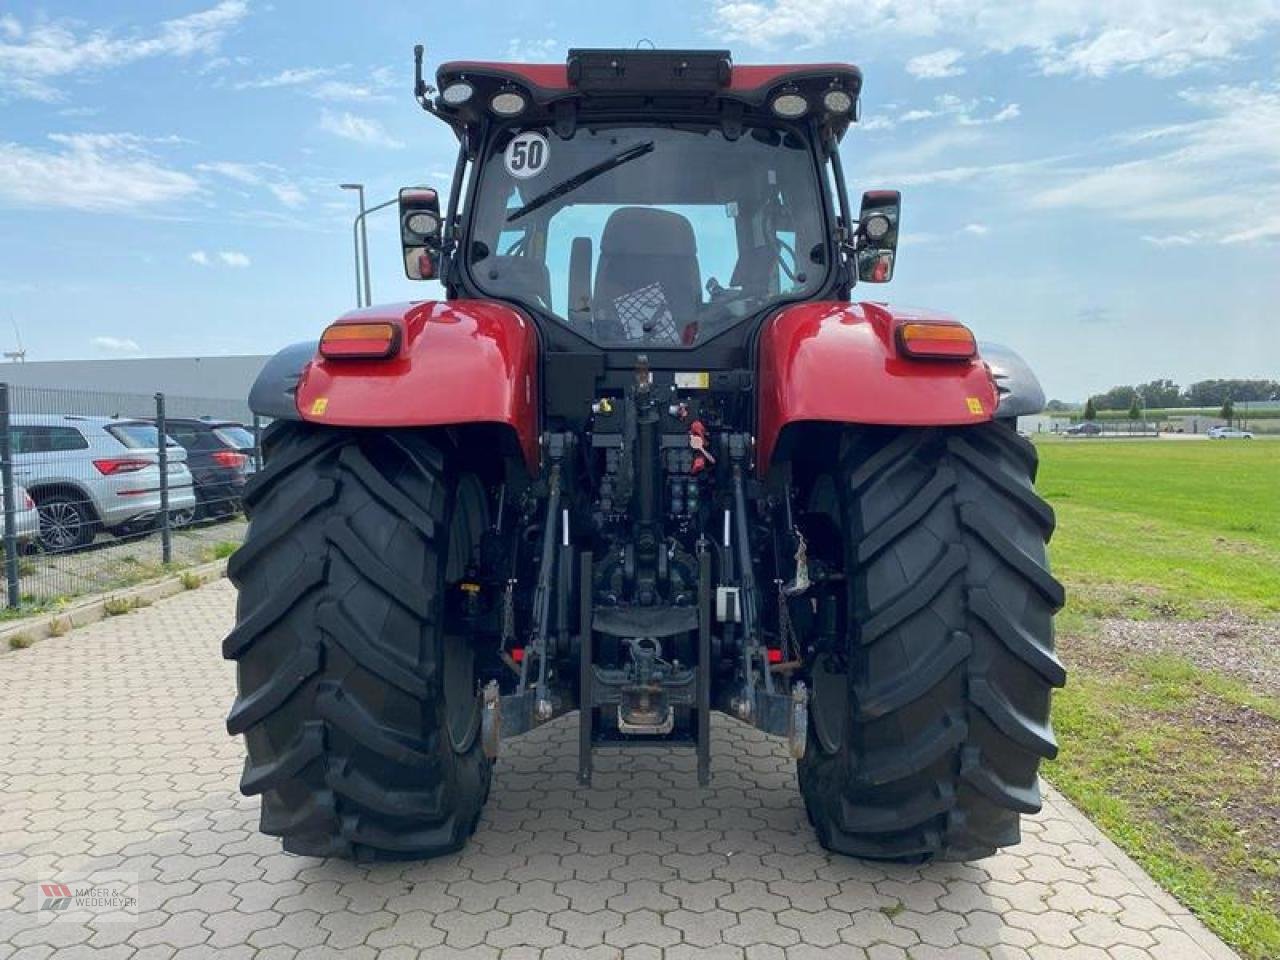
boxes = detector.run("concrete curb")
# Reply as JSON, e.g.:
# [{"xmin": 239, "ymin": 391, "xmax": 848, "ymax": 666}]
[
  {"xmin": 1041, "ymin": 782, "xmax": 1242, "ymax": 960},
  {"xmin": 0, "ymin": 557, "xmax": 228, "ymax": 654}
]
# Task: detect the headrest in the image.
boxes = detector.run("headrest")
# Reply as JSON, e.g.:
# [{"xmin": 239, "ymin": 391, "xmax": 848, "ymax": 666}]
[{"xmin": 599, "ymin": 207, "xmax": 697, "ymax": 257}]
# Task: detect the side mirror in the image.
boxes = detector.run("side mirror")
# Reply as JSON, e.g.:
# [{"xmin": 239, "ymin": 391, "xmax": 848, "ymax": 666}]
[
  {"xmin": 855, "ymin": 189, "xmax": 900, "ymax": 284},
  {"xmin": 399, "ymin": 187, "xmax": 442, "ymax": 280}
]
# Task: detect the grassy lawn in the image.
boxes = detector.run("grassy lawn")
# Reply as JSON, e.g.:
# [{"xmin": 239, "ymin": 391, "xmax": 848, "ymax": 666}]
[
  {"xmin": 1035, "ymin": 438, "xmax": 1280, "ymax": 959},
  {"xmin": 1037, "ymin": 439, "xmax": 1280, "ymax": 617}
]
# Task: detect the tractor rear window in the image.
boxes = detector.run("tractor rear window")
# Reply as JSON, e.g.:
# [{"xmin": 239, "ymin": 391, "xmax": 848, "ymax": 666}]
[{"xmin": 467, "ymin": 123, "xmax": 829, "ymax": 347}]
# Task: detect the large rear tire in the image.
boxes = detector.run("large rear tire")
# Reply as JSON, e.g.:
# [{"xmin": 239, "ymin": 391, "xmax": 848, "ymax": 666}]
[
  {"xmin": 224, "ymin": 421, "xmax": 492, "ymax": 860},
  {"xmin": 798, "ymin": 423, "xmax": 1065, "ymax": 861}
]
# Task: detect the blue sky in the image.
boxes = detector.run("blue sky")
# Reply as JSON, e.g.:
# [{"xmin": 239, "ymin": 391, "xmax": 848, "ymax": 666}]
[{"xmin": 1, "ymin": 1, "xmax": 1278, "ymax": 400}]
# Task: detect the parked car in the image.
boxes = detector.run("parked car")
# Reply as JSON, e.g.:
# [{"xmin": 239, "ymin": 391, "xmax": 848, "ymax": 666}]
[
  {"xmin": 1208, "ymin": 427, "xmax": 1254, "ymax": 439},
  {"xmin": 1, "ymin": 484, "xmax": 42, "ymax": 545},
  {"xmin": 157, "ymin": 418, "xmax": 256, "ymax": 518},
  {"xmin": 1065, "ymin": 421, "xmax": 1104, "ymax": 436},
  {"xmin": 10, "ymin": 415, "xmax": 197, "ymax": 551}
]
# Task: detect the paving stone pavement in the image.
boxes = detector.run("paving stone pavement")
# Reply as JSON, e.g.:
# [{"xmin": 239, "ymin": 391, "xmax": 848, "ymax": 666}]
[{"xmin": 1, "ymin": 580, "xmax": 1241, "ymax": 960}]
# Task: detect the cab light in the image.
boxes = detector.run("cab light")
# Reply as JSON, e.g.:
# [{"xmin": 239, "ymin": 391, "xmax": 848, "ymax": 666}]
[
  {"xmin": 898, "ymin": 322, "xmax": 977, "ymax": 360},
  {"xmin": 770, "ymin": 92, "xmax": 808, "ymax": 118},
  {"xmin": 319, "ymin": 322, "xmax": 401, "ymax": 360},
  {"xmin": 490, "ymin": 89, "xmax": 528, "ymax": 117},
  {"xmin": 441, "ymin": 81, "xmax": 474, "ymax": 106},
  {"xmin": 822, "ymin": 89, "xmax": 854, "ymax": 114}
]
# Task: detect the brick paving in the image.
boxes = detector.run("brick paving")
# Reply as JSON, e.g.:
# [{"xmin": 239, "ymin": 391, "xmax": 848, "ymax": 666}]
[{"xmin": 0, "ymin": 580, "xmax": 1240, "ymax": 959}]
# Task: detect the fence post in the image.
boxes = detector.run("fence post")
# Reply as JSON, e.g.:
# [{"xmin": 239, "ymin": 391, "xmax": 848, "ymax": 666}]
[
  {"xmin": 156, "ymin": 392, "xmax": 172, "ymax": 565},
  {"xmin": 0, "ymin": 384, "xmax": 18, "ymax": 609},
  {"xmin": 252, "ymin": 413, "xmax": 263, "ymax": 471}
]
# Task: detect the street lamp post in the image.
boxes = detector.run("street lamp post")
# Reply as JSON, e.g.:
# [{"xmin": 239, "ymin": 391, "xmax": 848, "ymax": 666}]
[{"xmin": 340, "ymin": 183, "xmax": 372, "ymax": 307}]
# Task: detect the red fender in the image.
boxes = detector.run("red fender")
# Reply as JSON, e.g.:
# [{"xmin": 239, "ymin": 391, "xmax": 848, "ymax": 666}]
[
  {"xmin": 756, "ymin": 301, "xmax": 997, "ymax": 474},
  {"xmin": 294, "ymin": 300, "xmax": 540, "ymax": 473}
]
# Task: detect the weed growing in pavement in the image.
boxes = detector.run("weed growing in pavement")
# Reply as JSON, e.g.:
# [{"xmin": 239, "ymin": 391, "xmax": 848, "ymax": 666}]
[
  {"xmin": 7, "ymin": 633, "xmax": 33, "ymax": 650},
  {"xmin": 103, "ymin": 596, "xmax": 142, "ymax": 616},
  {"xmin": 180, "ymin": 571, "xmax": 202, "ymax": 590},
  {"xmin": 206, "ymin": 541, "xmax": 239, "ymax": 561}
]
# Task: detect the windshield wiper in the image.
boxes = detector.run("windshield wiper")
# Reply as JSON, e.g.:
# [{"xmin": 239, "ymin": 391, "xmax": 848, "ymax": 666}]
[{"xmin": 506, "ymin": 141, "xmax": 655, "ymax": 222}]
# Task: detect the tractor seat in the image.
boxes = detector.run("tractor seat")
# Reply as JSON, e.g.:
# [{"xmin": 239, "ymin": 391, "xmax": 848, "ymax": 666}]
[{"xmin": 592, "ymin": 207, "xmax": 701, "ymax": 343}]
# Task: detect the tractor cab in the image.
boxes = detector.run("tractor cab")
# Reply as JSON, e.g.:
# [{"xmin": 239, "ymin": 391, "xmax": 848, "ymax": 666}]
[{"xmin": 402, "ymin": 49, "xmax": 900, "ymax": 362}]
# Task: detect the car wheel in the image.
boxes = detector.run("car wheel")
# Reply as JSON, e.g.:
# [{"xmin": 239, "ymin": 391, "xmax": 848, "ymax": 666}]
[
  {"xmin": 35, "ymin": 494, "xmax": 95, "ymax": 552},
  {"xmin": 169, "ymin": 507, "xmax": 197, "ymax": 528}
]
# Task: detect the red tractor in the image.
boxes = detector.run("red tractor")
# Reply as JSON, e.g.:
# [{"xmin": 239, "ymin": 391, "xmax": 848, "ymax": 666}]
[{"xmin": 228, "ymin": 47, "xmax": 1064, "ymax": 862}]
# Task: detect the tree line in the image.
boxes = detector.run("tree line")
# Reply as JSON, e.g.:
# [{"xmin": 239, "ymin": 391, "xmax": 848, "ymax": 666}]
[{"xmin": 1047, "ymin": 378, "xmax": 1280, "ymax": 414}]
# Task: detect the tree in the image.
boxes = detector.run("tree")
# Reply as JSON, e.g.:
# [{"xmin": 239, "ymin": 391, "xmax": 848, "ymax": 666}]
[
  {"xmin": 1094, "ymin": 385, "xmax": 1136, "ymax": 410},
  {"xmin": 1187, "ymin": 379, "xmax": 1280, "ymax": 406},
  {"xmin": 1220, "ymin": 397, "xmax": 1234, "ymax": 423},
  {"xmin": 1128, "ymin": 394, "xmax": 1141, "ymax": 420},
  {"xmin": 1135, "ymin": 379, "xmax": 1181, "ymax": 408},
  {"xmin": 1083, "ymin": 397, "xmax": 1097, "ymax": 421}
]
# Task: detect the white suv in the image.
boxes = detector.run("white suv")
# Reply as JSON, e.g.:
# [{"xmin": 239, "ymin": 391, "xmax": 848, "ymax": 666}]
[{"xmin": 10, "ymin": 415, "xmax": 197, "ymax": 551}]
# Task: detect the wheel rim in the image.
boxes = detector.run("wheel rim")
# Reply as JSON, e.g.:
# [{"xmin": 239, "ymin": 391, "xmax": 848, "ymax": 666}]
[
  {"xmin": 170, "ymin": 509, "xmax": 195, "ymax": 528},
  {"xmin": 443, "ymin": 630, "xmax": 479, "ymax": 752},
  {"xmin": 441, "ymin": 475, "xmax": 485, "ymax": 754},
  {"xmin": 39, "ymin": 500, "xmax": 83, "ymax": 550},
  {"xmin": 803, "ymin": 471, "xmax": 848, "ymax": 756},
  {"xmin": 810, "ymin": 655, "xmax": 846, "ymax": 754}
]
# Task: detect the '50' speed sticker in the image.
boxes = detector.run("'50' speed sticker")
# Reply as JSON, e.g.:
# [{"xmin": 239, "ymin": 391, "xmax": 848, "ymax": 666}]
[{"xmin": 504, "ymin": 131, "xmax": 549, "ymax": 179}]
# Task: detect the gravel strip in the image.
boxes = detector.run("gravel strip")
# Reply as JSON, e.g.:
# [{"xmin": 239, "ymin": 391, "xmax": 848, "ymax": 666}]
[{"xmin": 1092, "ymin": 613, "xmax": 1280, "ymax": 697}]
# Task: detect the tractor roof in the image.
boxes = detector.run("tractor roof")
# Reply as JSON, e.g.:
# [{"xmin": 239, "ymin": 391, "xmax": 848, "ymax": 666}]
[{"xmin": 433, "ymin": 49, "xmax": 863, "ymax": 141}]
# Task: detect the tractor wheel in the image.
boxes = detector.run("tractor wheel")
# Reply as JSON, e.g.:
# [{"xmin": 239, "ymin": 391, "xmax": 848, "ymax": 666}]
[
  {"xmin": 224, "ymin": 421, "xmax": 492, "ymax": 860},
  {"xmin": 798, "ymin": 423, "xmax": 1065, "ymax": 861}
]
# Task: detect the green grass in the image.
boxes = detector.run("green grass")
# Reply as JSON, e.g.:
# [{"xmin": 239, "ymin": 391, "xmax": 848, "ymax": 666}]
[
  {"xmin": 204, "ymin": 540, "xmax": 239, "ymax": 561},
  {"xmin": 1047, "ymin": 648, "xmax": 1280, "ymax": 959},
  {"xmin": 1036, "ymin": 440, "xmax": 1280, "ymax": 615},
  {"xmin": 1034, "ymin": 437, "xmax": 1280, "ymax": 958}
]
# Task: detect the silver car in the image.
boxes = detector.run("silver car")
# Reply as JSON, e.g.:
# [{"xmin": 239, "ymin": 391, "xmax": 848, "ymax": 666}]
[
  {"xmin": 1, "ymin": 484, "xmax": 42, "ymax": 544},
  {"xmin": 10, "ymin": 415, "xmax": 197, "ymax": 551}
]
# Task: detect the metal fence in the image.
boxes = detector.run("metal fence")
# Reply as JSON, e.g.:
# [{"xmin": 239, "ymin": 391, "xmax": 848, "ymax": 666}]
[{"xmin": 0, "ymin": 383, "xmax": 260, "ymax": 611}]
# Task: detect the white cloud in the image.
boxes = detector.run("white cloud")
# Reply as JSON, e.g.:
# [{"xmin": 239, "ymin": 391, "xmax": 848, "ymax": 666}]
[
  {"xmin": 319, "ymin": 110, "xmax": 404, "ymax": 148},
  {"xmin": 267, "ymin": 182, "xmax": 306, "ymax": 207},
  {"xmin": 711, "ymin": 0, "xmax": 1280, "ymax": 78},
  {"xmin": 1031, "ymin": 82, "xmax": 1280, "ymax": 243},
  {"xmin": 197, "ymin": 160, "xmax": 306, "ymax": 208},
  {"xmin": 506, "ymin": 38, "xmax": 559, "ymax": 61},
  {"xmin": 235, "ymin": 66, "xmax": 332, "ymax": 89},
  {"xmin": 906, "ymin": 48, "xmax": 965, "ymax": 79},
  {"xmin": 962, "ymin": 223, "xmax": 990, "ymax": 235},
  {"xmin": 858, "ymin": 115, "xmax": 896, "ymax": 132},
  {"xmin": 984, "ymin": 103, "xmax": 1021, "ymax": 124},
  {"xmin": 863, "ymin": 94, "xmax": 1020, "ymax": 130},
  {"xmin": 235, "ymin": 65, "xmax": 393, "ymax": 102},
  {"xmin": 190, "ymin": 249, "xmax": 250, "ymax": 267},
  {"xmin": 0, "ymin": 133, "xmax": 199, "ymax": 213},
  {"xmin": 0, "ymin": 2, "xmax": 248, "ymax": 100},
  {"xmin": 310, "ymin": 80, "xmax": 391, "ymax": 102},
  {"xmin": 1142, "ymin": 233, "xmax": 1201, "ymax": 247},
  {"xmin": 92, "ymin": 336, "xmax": 141, "ymax": 354}
]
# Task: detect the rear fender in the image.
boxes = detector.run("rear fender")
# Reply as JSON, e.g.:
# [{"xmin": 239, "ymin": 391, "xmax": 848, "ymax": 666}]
[
  {"xmin": 756, "ymin": 301, "xmax": 999, "ymax": 473},
  {"xmin": 250, "ymin": 300, "xmax": 540, "ymax": 473}
]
